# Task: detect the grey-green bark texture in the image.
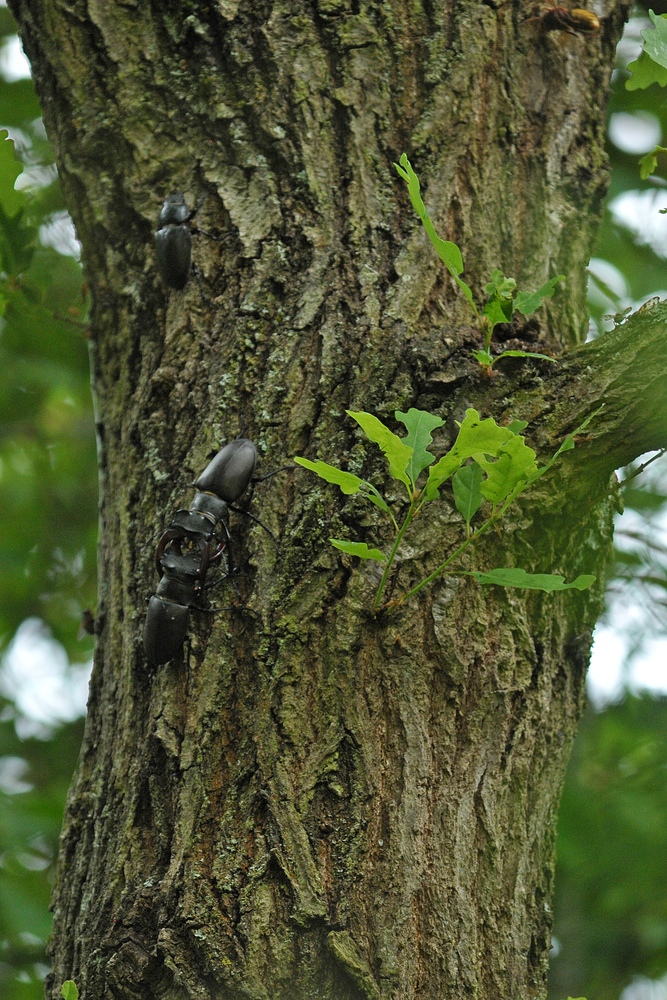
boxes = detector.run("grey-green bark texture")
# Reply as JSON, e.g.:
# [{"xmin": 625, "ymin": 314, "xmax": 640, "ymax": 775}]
[{"xmin": 11, "ymin": 0, "xmax": 665, "ymax": 997}]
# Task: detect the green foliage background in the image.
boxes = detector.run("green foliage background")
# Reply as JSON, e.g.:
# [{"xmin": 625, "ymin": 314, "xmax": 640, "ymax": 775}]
[
  {"xmin": 550, "ymin": 696, "xmax": 667, "ymax": 1000},
  {"xmin": 0, "ymin": 6, "xmax": 665, "ymax": 999},
  {"xmin": 0, "ymin": 6, "xmax": 96, "ymax": 997}
]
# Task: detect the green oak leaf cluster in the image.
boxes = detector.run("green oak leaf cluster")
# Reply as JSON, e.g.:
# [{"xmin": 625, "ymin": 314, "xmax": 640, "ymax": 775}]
[
  {"xmin": 394, "ymin": 154, "xmax": 564, "ymax": 371},
  {"xmin": 625, "ymin": 11, "xmax": 667, "ymax": 184},
  {"xmin": 295, "ymin": 407, "xmax": 595, "ymax": 610},
  {"xmin": 639, "ymin": 143, "xmax": 667, "ymax": 182},
  {"xmin": 626, "ymin": 10, "xmax": 667, "ymax": 91}
]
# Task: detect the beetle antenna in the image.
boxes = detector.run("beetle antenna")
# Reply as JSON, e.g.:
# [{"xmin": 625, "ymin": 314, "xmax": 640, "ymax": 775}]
[{"xmin": 252, "ymin": 464, "xmax": 291, "ymax": 485}]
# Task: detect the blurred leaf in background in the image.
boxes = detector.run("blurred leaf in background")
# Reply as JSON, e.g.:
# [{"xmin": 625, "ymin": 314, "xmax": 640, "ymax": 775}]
[
  {"xmin": 0, "ymin": 701, "xmax": 83, "ymax": 999},
  {"xmin": 549, "ymin": 695, "xmax": 667, "ymax": 1000},
  {"xmin": 0, "ymin": 17, "xmax": 97, "ymax": 659},
  {"xmin": 551, "ymin": 6, "xmax": 667, "ymax": 1000},
  {"xmin": 588, "ymin": 7, "xmax": 667, "ymax": 334},
  {"xmin": 0, "ymin": 4, "xmax": 97, "ymax": 998},
  {"xmin": 584, "ymin": 0, "xmax": 667, "ymax": 692}
]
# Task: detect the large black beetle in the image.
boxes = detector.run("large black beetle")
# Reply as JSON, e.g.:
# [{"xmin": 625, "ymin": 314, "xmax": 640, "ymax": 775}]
[{"xmin": 143, "ymin": 439, "xmax": 257, "ymax": 665}]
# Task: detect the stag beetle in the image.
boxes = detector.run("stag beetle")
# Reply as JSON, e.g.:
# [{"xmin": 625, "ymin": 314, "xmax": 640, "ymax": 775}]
[
  {"xmin": 143, "ymin": 438, "xmax": 258, "ymax": 666},
  {"xmin": 155, "ymin": 191, "xmax": 230, "ymax": 291},
  {"xmin": 155, "ymin": 191, "xmax": 208, "ymax": 290}
]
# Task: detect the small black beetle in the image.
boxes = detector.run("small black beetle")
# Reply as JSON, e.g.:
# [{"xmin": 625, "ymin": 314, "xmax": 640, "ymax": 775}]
[
  {"xmin": 155, "ymin": 191, "xmax": 197, "ymax": 290},
  {"xmin": 143, "ymin": 439, "xmax": 258, "ymax": 666}
]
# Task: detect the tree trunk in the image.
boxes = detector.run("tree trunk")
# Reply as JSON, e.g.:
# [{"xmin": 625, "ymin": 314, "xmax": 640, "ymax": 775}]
[{"xmin": 11, "ymin": 1, "xmax": 660, "ymax": 998}]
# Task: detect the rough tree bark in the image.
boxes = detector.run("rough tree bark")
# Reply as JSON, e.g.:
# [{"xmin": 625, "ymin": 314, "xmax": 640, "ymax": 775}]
[{"xmin": 11, "ymin": 1, "xmax": 665, "ymax": 998}]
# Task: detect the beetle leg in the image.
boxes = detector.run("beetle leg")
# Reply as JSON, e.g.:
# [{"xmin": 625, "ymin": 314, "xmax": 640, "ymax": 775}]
[{"xmin": 214, "ymin": 515, "xmax": 234, "ymax": 576}]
